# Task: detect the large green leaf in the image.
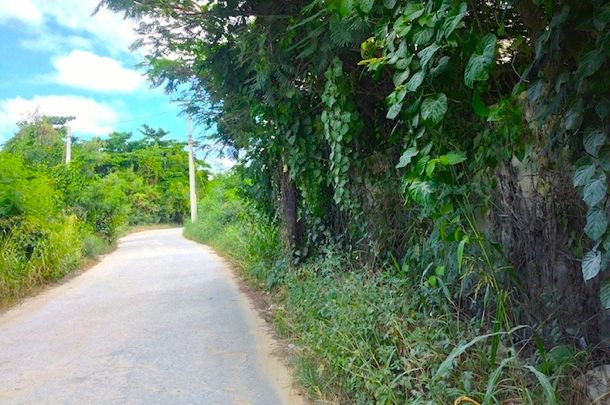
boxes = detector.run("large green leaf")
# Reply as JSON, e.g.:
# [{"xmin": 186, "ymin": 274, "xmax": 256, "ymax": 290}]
[
  {"xmin": 577, "ymin": 48, "xmax": 605, "ymax": 80},
  {"xmin": 393, "ymin": 69, "xmax": 410, "ymax": 86},
  {"xmin": 441, "ymin": 2, "xmax": 467, "ymax": 39},
  {"xmin": 396, "ymin": 146, "xmax": 418, "ymax": 168},
  {"xmin": 527, "ymin": 79, "xmax": 545, "ymax": 103},
  {"xmin": 583, "ymin": 173, "xmax": 607, "ymax": 207},
  {"xmin": 464, "ymin": 34, "xmax": 497, "ymax": 88},
  {"xmin": 426, "ymin": 159, "xmax": 436, "ymax": 176},
  {"xmin": 387, "ymin": 102, "xmax": 403, "ymax": 120},
  {"xmin": 402, "ymin": 3, "xmax": 424, "ymax": 21},
  {"xmin": 418, "ymin": 44, "xmax": 439, "ymax": 69},
  {"xmin": 582, "ymin": 249, "xmax": 602, "ymax": 281},
  {"xmin": 524, "ymin": 366, "xmax": 557, "ymax": 405},
  {"xmin": 584, "ymin": 129, "xmax": 607, "ymax": 157},
  {"xmin": 439, "ymin": 151, "xmax": 466, "ymax": 165},
  {"xmin": 564, "ymin": 103, "xmax": 583, "ymax": 130},
  {"xmin": 457, "ymin": 236, "xmax": 469, "ymax": 272},
  {"xmin": 596, "ymin": 98, "xmax": 610, "ymax": 119},
  {"xmin": 573, "ymin": 158, "xmax": 595, "ymax": 187},
  {"xmin": 430, "ymin": 56, "xmax": 450, "ymax": 77},
  {"xmin": 408, "ymin": 180, "xmax": 434, "ymax": 204},
  {"xmin": 413, "ymin": 28, "xmax": 434, "ymax": 46},
  {"xmin": 357, "ymin": 0, "xmax": 374, "ymax": 14},
  {"xmin": 472, "ymin": 87, "xmax": 491, "ymax": 118},
  {"xmin": 338, "ymin": 0, "xmax": 354, "ymax": 16},
  {"xmin": 421, "ymin": 93, "xmax": 448, "ymax": 125},
  {"xmin": 599, "ymin": 147, "xmax": 610, "ymax": 172},
  {"xmin": 585, "ymin": 207, "xmax": 608, "ymax": 240},
  {"xmin": 406, "ymin": 71, "xmax": 424, "ymax": 92}
]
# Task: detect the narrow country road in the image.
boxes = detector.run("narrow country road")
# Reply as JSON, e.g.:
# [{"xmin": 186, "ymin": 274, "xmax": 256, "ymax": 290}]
[{"xmin": 0, "ymin": 228, "xmax": 302, "ymax": 405}]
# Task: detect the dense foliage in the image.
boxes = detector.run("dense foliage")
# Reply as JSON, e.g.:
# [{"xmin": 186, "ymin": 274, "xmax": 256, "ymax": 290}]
[
  {"xmin": 0, "ymin": 116, "xmax": 205, "ymax": 303},
  {"xmin": 186, "ymin": 174, "xmax": 582, "ymax": 404},
  {"xmin": 99, "ymin": 0, "xmax": 609, "ymax": 402}
]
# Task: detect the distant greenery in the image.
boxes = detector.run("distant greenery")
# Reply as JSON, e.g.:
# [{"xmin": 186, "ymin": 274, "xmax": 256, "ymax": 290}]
[
  {"xmin": 0, "ymin": 116, "xmax": 206, "ymax": 303},
  {"xmin": 184, "ymin": 173, "xmax": 281, "ymax": 280}
]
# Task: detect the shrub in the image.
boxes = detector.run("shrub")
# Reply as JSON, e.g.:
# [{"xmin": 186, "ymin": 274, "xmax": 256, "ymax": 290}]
[{"xmin": 185, "ymin": 173, "xmax": 586, "ymax": 404}]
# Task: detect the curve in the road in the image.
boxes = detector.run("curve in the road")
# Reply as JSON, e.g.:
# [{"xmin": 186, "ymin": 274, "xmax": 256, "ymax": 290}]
[{"xmin": 0, "ymin": 228, "xmax": 304, "ymax": 405}]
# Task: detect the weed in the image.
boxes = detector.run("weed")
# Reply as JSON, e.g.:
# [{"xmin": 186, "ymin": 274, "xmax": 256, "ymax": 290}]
[{"xmin": 186, "ymin": 173, "xmax": 589, "ymax": 404}]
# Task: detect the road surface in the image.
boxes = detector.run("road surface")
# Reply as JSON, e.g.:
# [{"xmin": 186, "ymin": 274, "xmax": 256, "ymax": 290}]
[{"xmin": 0, "ymin": 228, "xmax": 302, "ymax": 405}]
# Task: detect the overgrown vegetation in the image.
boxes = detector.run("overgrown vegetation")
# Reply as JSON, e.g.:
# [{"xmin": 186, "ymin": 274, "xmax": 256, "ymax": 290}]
[
  {"xmin": 0, "ymin": 116, "xmax": 205, "ymax": 304},
  {"xmin": 99, "ymin": 0, "xmax": 609, "ymax": 402},
  {"xmin": 187, "ymin": 174, "xmax": 585, "ymax": 403}
]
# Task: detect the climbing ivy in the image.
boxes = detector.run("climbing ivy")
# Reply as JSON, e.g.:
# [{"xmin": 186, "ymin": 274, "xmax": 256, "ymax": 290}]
[
  {"xmin": 321, "ymin": 58, "xmax": 359, "ymax": 208},
  {"xmin": 522, "ymin": 1, "xmax": 610, "ymax": 306},
  {"xmin": 99, "ymin": 0, "xmax": 610, "ymax": 355}
]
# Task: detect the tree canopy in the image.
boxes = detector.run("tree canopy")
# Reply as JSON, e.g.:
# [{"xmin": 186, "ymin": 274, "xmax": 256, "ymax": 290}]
[{"xmin": 98, "ymin": 0, "xmax": 610, "ymax": 382}]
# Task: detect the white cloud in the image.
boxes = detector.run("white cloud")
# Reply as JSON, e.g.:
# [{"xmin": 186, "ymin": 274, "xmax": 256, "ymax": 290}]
[
  {"xmin": 37, "ymin": 0, "xmax": 137, "ymax": 55},
  {"xmin": 206, "ymin": 155, "xmax": 236, "ymax": 173},
  {"xmin": 50, "ymin": 50, "xmax": 145, "ymax": 92},
  {"xmin": 0, "ymin": 0, "xmax": 138, "ymax": 55},
  {"xmin": 0, "ymin": 95, "xmax": 119, "ymax": 140},
  {"xmin": 0, "ymin": 0, "xmax": 43, "ymax": 25},
  {"xmin": 21, "ymin": 33, "xmax": 92, "ymax": 53}
]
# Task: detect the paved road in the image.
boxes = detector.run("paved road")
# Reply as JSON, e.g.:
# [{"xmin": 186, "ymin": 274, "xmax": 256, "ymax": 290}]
[{"xmin": 0, "ymin": 228, "xmax": 300, "ymax": 405}]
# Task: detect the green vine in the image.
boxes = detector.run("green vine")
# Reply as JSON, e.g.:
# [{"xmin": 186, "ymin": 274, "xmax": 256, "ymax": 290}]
[
  {"xmin": 321, "ymin": 58, "xmax": 359, "ymax": 209},
  {"xmin": 524, "ymin": 1, "xmax": 610, "ymax": 306}
]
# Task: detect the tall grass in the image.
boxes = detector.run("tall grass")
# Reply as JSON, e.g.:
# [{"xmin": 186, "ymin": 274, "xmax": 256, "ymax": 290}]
[
  {"xmin": 184, "ymin": 174, "xmax": 283, "ymax": 281},
  {"xmin": 0, "ymin": 216, "xmax": 107, "ymax": 305},
  {"xmin": 185, "ymin": 173, "xmax": 587, "ymax": 404}
]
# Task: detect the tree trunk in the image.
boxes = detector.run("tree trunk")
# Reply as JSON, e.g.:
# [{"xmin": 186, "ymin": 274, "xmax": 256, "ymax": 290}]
[{"xmin": 280, "ymin": 164, "xmax": 301, "ymax": 249}]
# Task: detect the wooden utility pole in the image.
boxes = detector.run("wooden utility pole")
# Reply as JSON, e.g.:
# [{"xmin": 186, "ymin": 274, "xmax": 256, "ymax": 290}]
[
  {"xmin": 187, "ymin": 115, "xmax": 198, "ymax": 223},
  {"xmin": 65, "ymin": 125, "xmax": 72, "ymax": 164}
]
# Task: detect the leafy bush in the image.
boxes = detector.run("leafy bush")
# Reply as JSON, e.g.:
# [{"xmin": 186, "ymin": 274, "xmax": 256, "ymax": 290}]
[
  {"xmin": 185, "ymin": 174, "xmax": 586, "ymax": 404},
  {"xmin": 0, "ymin": 216, "xmax": 85, "ymax": 303},
  {"xmin": 0, "ymin": 118, "xmax": 201, "ymax": 303},
  {"xmin": 185, "ymin": 173, "xmax": 282, "ymax": 274},
  {"xmin": 78, "ymin": 173, "xmax": 130, "ymax": 241},
  {"xmin": 0, "ymin": 153, "xmax": 58, "ymax": 222},
  {"xmin": 98, "ymin": 0, "xmax": 610, "ymax": 363}
]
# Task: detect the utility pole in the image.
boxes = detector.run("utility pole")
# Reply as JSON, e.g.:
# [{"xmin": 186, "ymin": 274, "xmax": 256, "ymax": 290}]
[
  {"xmin": 187, "ymin": 115, "xmax": 198, "ymax": 223},
  {"xmin": 65, "ymin": 125, "xmax": 72, "ymax": 164}
]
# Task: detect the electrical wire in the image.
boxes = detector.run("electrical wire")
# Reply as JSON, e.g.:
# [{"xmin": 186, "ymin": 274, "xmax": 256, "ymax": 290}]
[{"xmin": 97, "ymin": 107, "xmax": 184, "ymax": 127}]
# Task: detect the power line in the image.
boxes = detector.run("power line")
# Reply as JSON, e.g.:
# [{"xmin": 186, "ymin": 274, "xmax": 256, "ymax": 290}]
[{"xmin": 98, "ymin": 107, "xmax": 184, "ymax": 127}]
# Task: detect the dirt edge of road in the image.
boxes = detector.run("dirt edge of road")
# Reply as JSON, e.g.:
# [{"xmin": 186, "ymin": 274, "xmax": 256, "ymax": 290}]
[{"xmin": 194, "ymin": 244, "xmax": 310, "ymax": 405}]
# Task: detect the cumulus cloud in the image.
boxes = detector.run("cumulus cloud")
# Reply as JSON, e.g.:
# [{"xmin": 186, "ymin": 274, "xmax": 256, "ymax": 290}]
[
  {"xmin": 0, "ymin": 0, "xmax": 137, "ymax": 55},
  {"xmin": 38, "ymin": 0, "xmax": 137, "ymax": 55},
  {"xmin": 0, "ymin": 95, "xmax": 119, "ymax": 141},
  {"xmin": 0, "ymin": 0, "xmax": 43, "ymax": 25},
  {"xmin": 21, "ymin": 33, "xmax": 92, "ymax": 53},
  {"xmin": 49, "ymin": 50, "xmax": 145, "ymax": 93}
]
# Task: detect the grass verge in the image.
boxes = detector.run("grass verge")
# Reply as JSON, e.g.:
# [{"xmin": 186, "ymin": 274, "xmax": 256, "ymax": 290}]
[
  {"xmin": 0, "ymin": 222, "xmax": 180, "ymax": 310},
  {"xmin": 185, "ymin": 174, "xmax": 587, "ymax": 404}
]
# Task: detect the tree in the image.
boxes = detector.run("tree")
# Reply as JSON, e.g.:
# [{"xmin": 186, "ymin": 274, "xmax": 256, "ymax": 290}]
[
  {"xmin": 96, "ymin": 0, "xmax": 610, "ymax": 350},
  {"xmin": 104, "ymin": 131, "xmax": 132, "ymax": 153},
  {"xmin": 138, "ymin": 124, "xmax": 169, "ymax": 146},
  {"xmin": 4, "ymin": 116, "xmax": 65, "ymax": 166}
]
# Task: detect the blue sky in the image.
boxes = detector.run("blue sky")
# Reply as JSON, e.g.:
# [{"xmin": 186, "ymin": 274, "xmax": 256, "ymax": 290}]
[{"xmin": 0, "ymin": 0, "xmax": 233, "ymax": 170}]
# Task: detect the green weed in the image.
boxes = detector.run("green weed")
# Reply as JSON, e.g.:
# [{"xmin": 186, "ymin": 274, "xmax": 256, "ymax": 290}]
[{"xmin": 186, "ymin": 174, "xmax": 588, "ymax": 404}]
